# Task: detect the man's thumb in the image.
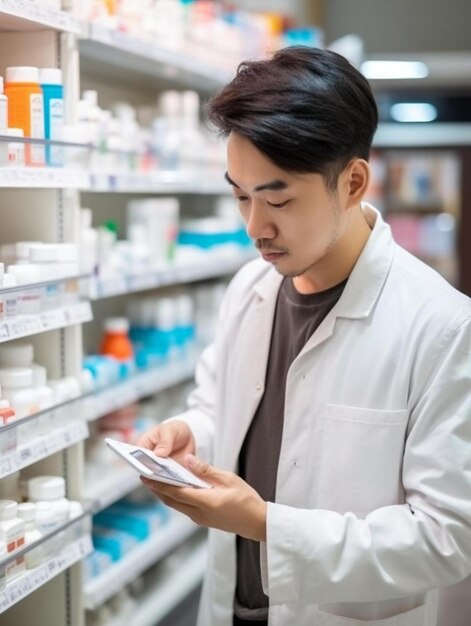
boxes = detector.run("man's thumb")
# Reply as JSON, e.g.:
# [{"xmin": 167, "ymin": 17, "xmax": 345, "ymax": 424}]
[{"xmin": 185, "ymin": 454, "xmax": 213, "ymax": 477}]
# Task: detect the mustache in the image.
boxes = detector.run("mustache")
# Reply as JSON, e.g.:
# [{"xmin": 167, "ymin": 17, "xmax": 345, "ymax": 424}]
[{"xmin": 255, "ymin": 240, "xmax": 288, "ymax": 253}]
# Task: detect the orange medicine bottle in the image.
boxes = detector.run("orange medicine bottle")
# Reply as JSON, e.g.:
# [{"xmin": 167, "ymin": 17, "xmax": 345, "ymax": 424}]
[
  {"xmin": 5, "ymin": 66, "xmax": 45, "ymax": 166},
  {"xmin": 100, "ymin": 317, "xmax": 134, "ymax": 361}
]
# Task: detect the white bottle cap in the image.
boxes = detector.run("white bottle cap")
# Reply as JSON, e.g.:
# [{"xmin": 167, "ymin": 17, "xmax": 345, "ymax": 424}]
[
  {"xmin": 28, "ymin": 476, "xmax": 66, "ymax": 501},
  {"xmin": 7, "ymin": 128, "xmax": 24, "ymax": 138},
  {"xmin": 0, "ymin": 400, "xmax": 10, "ymax": 409},
  {"xmin": 6, "ymin": 67, "xmax": 39, "ymax": 84},
  {"xmin": 29, "ymin": 244, "xmax": 60, "ymax": 263},
  {"xmin": 0, "ymin": 367, "xmax": 34, "ymax": 388},
  {"xmin": 39, "ymin": 68, "xmax": 62, "ymax": 86},
  {"xmin": 7, "ymin": 264, "xmax": 41, "ymax": 285},
  {"xmin": 17, "ymin": 502, "xmax": 36, "ymax": 523},
  {"xmin": 61, "ymin": 376, "xmax": 81, "ymax": 399},
  {"xmin": 0, "ymin": 499, "xmax": 17, "ymax": 520},
  {"xmin": 0, "ymin": 342, "xmax": 34, "ymax": 367},
  {"xmin": 104, "ymin": 317, "xmax": 129, "ymax": 334}
]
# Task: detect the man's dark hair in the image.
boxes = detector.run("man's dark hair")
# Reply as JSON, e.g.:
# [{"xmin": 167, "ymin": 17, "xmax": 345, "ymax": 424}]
[{"xmin": 207, "ymin": 46, "xmax": 378, "ymax": 189}]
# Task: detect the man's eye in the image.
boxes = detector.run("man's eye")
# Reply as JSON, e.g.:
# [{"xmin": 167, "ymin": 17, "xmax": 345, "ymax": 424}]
[{"xmin": 267, "ymin": 200, "xmax": 289, "ymax": 209}]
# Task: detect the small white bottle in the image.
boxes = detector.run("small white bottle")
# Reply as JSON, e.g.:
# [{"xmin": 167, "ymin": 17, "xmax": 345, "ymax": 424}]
[
  {"xmin": 0, "ymin": 500, "xmax": 25, "ymax": 553},
  {"xmin": 6, "ymin": 264, "xmax": 42, "ymax": 314},
  {"xmin": 7, "ymin": 128, "xmax": 25, "ymax": 167},
  {"xmin": 0, "ymin": 342, "xmax": 54, "ymax": 411},
  {"xmin": 27, "ymin": 476, "xmax": 70, "ymax": 525},
  {"xmin": 0, "ymin": 367, "xmax": 39, "ymax": 420},
  {"xmin": 17, "ymin": 502, "xmax": 43, "ymax": 568},
  {"xmin": 2, "ymin": 273, "xmax": 18, "ymax": 318}
]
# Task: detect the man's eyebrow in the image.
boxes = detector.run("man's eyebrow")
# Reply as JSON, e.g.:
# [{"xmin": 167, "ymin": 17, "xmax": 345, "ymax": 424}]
[
  {"xmin": 224, "ymin": 172, "xmax": 288, "ymax": 193},
  {"xmin": 224, "ymin": 172, "xmax": 239, "ymax": 188}
]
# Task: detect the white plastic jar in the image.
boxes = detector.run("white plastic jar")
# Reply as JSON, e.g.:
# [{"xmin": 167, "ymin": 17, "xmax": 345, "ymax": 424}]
[
  {"xmin": 0, "ymin": 342, "xmax": 54, "ymax": 411},
  {"xmin": 0, "ymin": 367, "xmax": 39, "ymax": 419},
  {"xmin": 27, "ymin": 475, "xmax": 70, "ymax": 525},
  {"xmin": 17, "ymin": 502, "xmax": 43, "ymax": 568}
]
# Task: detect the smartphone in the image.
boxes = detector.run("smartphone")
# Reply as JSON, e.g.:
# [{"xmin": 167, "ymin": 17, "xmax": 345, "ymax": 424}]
[{"xmin": 104, "ymin": 438, "xmax": 212, "ymax": 489}]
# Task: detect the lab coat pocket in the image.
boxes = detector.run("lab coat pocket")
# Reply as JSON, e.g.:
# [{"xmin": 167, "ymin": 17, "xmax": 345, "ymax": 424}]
[
  {"xmin": 317, "ymin": 404, "xmax": 409, "ymax": 516},
  {"xmin": 313, "ymin": 601, "xmax": 428, "ymax": 625}
]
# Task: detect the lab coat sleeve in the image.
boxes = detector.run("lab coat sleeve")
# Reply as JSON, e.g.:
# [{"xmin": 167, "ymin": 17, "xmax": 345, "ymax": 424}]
[{"xmin": 264, "ymin": 317, "xmax": 471, "ymax": 605}]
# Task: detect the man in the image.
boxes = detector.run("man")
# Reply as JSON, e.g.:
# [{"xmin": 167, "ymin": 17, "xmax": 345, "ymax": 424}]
[{"xmin": 139, "ymin": 47, "xmax": 471, "ymax": 626}]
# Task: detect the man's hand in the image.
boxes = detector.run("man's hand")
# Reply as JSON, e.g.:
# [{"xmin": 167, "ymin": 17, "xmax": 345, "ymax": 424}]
[
  {"xmin": 140, "ymin": 454, "xmax": 267, "ymax": 542},
  {"xmin": 137, "ymin": 420, "xmax": 195, "ymax": 466}
]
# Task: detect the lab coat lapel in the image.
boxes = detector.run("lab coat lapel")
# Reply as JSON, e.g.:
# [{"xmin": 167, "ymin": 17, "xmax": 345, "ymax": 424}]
[{"xmin": 222, "ymin": 268, "xmax": 282, "ymax": 471}]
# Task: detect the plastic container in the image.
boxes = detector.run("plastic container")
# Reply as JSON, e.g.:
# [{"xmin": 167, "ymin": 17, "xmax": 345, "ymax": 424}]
[
  {"xmin": 0, "ymin": 499, "xmax": 25, "ymax": 553},
  {"xmin": 0, "ymin": 399, "xmax": 17, "ymax": 455},
  {"xmin": 0, "ymin": 77, "xmax": 8, "ymax": 166},
  {"xmin": 39, "ymin": 68, "xmax": 64, "ymax": 167},
  {"xmin": 0, "ymin": 368, "xmax": 39, "ymax": 419},
  {"xmin": 6, "ymin": 264, "xmax": 41, "ymax": 314},
  {"xmin": 17, "ymin": 502, "xmax": 44, "ymax": 568},
  {"xmin": 2, "ymin": 273, "xmax": 18, "ymax": 318},
  {"xmin": 7, "ymin": 128, "xmax": 25, "ymax": 166},
  {"xmin": 100, "ymin": 318, "xmax": 134, "ymax": 362},
  {"xmin": 5, "ymin": 67, "xmax": 45, "ymax": 166},
  {"xmin": 0, "ymin": 343, "xmax": 54, "ymax": 411},
  {"xmin": 28, "ymin": 475, "xmax": 70, "ymax": 525}
]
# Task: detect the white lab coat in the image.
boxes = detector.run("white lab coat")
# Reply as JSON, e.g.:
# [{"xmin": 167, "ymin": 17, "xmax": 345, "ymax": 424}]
[{"xmin": 173, "ymin": 204, "xmax": 471, "ymax": 626}]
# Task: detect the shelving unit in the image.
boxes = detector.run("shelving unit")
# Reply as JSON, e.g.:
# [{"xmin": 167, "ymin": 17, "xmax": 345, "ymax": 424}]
[
  {"xmin": 0, "ymin": 7, "xmax": 242, "ymax": 625},
  {"xmin": 133, "ymin": 539, "xmax": 207, "ymax": 626},
  {"xmin": 84, "ymin": 513, "xmax": 198, "ymax": 609},
  {"xmin": 0, "ymin": 0, "xmax": 81, "ymax": 33}
]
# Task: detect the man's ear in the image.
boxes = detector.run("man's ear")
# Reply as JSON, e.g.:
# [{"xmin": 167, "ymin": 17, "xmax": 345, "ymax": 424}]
[{"xmin": 343, "ymin": 158, "xmax": 370, "ymax": 209}]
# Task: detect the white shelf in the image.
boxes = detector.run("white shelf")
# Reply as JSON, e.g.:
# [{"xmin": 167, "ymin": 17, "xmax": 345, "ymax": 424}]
[
  {"xmin": 374, "ymin": 123, "xmax": 471, "ymax": 148},
  {"xmin": 88, "ymin": 170, "xmax": 228, "ymax": 194},
  {"xmin": 83, "ymin": 352, "xmax": 198, "ymax": 422},
  {"xmin": 0, "ymin": 0, "xmax": 81, "ymax": 34},
  {"xmin": 0, "ymin": 168, "xmax": 90, "ymax": 189},
  {"xmin": 89, "ymin": 252, "xmax": 256, "ymax": 300},
  {"xmin": 135, "ymin": 540, "xmax": 207, "ymax": 626},
  {"xmin": 0, "ymin": 301, "xmax": 92, "ymax": 343},
  {"xmin": 84, "ymin": 513, "xmax": 198, "ymax": 609},
  {"xmin": 0, "ymin": 420, "xmax": 89, "ymax": 479},
  {"xmin": 0, "ymin": 534, "xmax": 92, "ymax": 614},
  {"xmin": 85, "ymin": 466, "xmax": 140, "ymax": 513},
  {"xmin": 80, "ymin": 24, "xmax": 231, "ymax": 91}
]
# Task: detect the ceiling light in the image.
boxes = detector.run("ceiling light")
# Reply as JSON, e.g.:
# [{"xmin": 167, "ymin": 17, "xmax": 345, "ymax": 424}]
[
  {"xmin": 361, "ymin": 60, "xmax": 429, "ymax": 79},
  {"xmin": 390, "ymin": 103, "xmax": 438, "ymax": 123}
]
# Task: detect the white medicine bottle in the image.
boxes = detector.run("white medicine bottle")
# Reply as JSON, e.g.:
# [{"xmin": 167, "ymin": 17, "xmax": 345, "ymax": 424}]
[
  {"xmin": 0, "ymin": 367, "xmax": 39, "ymax": 420},
  {"xmin": 17, "ymin": 502, "xmax": 43, "ymax": 568},
  {"xmin": 28, "ymin": 475, "xmax": 70, "ymax": 525},
  {"xmin": 0, "ymin": 499, "xmax": 25, "ymax": 553}
]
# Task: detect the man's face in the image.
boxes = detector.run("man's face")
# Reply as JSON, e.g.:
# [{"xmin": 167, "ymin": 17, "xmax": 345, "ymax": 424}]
[{"xmin": 226, "ymin": 133, "xmax": 346, "ymax": 279}]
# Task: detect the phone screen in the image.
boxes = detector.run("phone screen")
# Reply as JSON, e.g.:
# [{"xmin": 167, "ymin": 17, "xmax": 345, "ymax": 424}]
[{"xmin": 130, "ymin": 450, "xmax": 189, "ymax": 484}]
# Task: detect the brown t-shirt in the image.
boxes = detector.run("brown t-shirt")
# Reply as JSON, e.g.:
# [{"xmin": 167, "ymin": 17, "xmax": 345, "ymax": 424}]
[{"xmin": 234, "ymin": 276, "xmax": 348, "ymax": 621}]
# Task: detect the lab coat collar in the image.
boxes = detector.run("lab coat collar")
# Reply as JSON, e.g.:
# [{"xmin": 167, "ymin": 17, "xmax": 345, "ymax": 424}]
[{"xmin": 253, "ymin": 203, "xmax": 394, "ymax": 321}]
